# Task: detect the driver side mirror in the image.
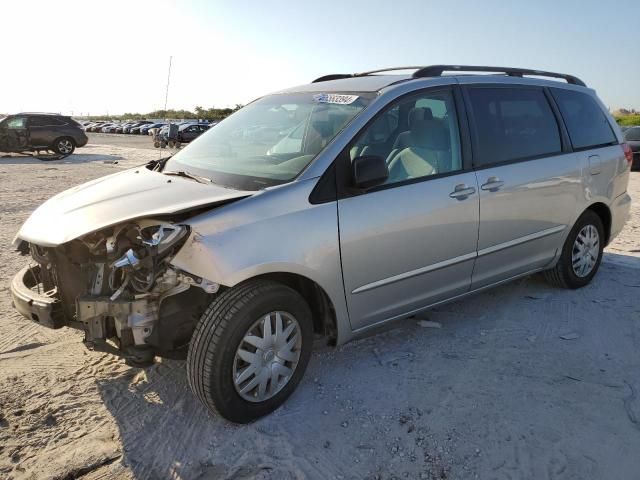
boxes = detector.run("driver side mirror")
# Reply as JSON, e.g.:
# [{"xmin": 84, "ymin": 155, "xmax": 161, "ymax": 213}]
[{"xmin": 351, "ymin": 155, "xmax": 388, "ymax": 190}]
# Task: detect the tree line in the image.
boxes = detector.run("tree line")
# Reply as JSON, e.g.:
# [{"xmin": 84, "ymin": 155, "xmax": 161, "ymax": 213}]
[{"xmin": 84, "ymin": 105, "xmax": 243, "ymax": 121}]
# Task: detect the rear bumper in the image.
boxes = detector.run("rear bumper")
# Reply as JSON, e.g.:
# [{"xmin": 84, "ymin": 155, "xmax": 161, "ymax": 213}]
[
  {"xmin": 10, "ymin": 264, "xmax": 65, "ymax": 329},
  {"xmin": 76, "ymin": 134, "xmax": 88, "ymax": 148},
  {"xmin": 609, "ymin": 192, "xmax": 632, "ymax": 243}
]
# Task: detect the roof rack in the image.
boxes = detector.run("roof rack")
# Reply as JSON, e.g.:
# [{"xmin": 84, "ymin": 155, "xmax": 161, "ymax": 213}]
[
  {"xmin": 412, "ymin": 65, "xmax": 586, "ymax": 86},
  {"xmin": 311, "ymin": 66, "xmax": 426, "ymax": 83},
  {"xmin": 312, "ymin": 65, "xmax": 586, "ymax": 87},
  {"xmin": 17, "ymin": 112, "xmax": 63, "ymax": 116}
]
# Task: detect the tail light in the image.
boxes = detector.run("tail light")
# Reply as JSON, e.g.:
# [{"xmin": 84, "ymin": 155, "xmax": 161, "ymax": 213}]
[{"xmin": 622, "ymin": 143, "xmax": 633, "ymax": 167}]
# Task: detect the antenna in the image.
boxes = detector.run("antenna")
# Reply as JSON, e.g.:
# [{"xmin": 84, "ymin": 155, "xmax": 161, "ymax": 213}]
[{"xmin": 164, "ymin": 56, "xmax": 172, "ymax": 112}]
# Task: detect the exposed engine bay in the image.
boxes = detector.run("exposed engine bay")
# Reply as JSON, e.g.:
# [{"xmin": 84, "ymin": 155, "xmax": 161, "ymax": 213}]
[{"xmin": 18, "ymin": 219, "xmax": 217, "ymax": 360}]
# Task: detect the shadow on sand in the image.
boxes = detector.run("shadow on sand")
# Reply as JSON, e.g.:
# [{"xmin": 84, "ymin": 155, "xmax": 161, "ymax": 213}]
[{"xmin": 0, "ymin": 152, "xmax": 123, "ymax": 165}]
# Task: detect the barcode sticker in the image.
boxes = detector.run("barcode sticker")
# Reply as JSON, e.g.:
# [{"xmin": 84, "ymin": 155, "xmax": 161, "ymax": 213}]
[{"xmin": 313, "ymin": 94, "xmax": 359, "ymax": 105}]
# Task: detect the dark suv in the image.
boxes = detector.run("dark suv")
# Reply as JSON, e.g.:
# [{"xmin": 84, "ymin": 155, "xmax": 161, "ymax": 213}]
[{"xmin": 0, "ymin": 113, "xmax": 88, "ymax": 156}]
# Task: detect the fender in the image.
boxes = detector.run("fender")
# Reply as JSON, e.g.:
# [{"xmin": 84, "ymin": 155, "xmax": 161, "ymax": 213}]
[{"xmin": 170, "ymin": 177, "xmax": 353, "ymax": 343}]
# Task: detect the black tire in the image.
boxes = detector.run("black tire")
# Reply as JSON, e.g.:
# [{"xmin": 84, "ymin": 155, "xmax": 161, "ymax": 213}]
[
  {"xmin": 187, "ymin": 280, "xmax": 313, "ymax": 423},
  {"xmin": 52, "ymin": 137, "xmax": 75, "ymax": 156},
  {"xmin": 544, "ymin": 210, "xmax": 604, "ymax": 289}
]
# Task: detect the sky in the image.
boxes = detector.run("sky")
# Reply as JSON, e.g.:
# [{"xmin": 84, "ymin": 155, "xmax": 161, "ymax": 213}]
[{"xmin": 2, "ymin": 0, "xmax": 638, "ymax": 116}]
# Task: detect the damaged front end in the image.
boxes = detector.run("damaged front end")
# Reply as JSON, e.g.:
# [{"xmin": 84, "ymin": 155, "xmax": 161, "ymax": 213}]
[{"xmin": 11, "ymin": 220, "xmax": 216, "ymax": 360}]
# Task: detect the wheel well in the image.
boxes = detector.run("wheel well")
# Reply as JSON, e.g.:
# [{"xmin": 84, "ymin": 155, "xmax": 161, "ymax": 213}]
[
  {"xmin": 252, "ymin": 272, "xmax": 338, "ymax": 345},
  {"xmin": 586, "ymin": 202, "xmax": 611, "ymax": 245}
]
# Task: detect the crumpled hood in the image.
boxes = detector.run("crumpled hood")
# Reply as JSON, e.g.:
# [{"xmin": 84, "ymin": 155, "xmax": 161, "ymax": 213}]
[{"xmin": 16, "ymin": 167, "xmax": 252, "ymax": 247}]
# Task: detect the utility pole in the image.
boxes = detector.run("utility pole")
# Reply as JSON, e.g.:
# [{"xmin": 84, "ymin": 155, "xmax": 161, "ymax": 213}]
[{"xmin": 164, "ymin": 56, "xmax": 172, "ymax": 113}]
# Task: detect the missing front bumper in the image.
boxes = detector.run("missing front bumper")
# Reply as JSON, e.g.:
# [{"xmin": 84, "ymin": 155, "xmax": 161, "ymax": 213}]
[
  {"xmin": 11, "ymin": 264, "xmax": 65, "ymax": 328},
  {"xmin": 11, "ymin": 263, "xmax": 157, "ymax": 348}
]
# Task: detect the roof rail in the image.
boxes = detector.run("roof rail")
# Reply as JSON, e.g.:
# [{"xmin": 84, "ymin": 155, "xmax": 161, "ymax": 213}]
[
  {"xmin": 312, "ymin": 65, "xmax": 586, "ymax": 87},
  {"xmin": 16, "ymin": 112, "xmax": 64, "ymax": 116},
  {"xmin": 412, "ymin": 65, "xmax": 586, "ymax": 87},
  {"xmin": 312, "ymin": 74, "xmax": 353, "ymax": 83},
  {"xmin": 312, "ymin": 66, "xmax": 426, "ymax": 83}
]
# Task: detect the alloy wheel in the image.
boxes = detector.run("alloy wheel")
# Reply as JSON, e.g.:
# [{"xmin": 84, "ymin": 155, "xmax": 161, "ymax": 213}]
[{"xmin": 57, "ymin": 139, "xmax": 73, "ymax": 154}]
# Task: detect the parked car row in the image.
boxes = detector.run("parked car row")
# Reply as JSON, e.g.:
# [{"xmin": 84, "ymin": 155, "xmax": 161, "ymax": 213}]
[
  {"xmin": 153, "ymin": 122, "xmax": 214, "ymax": 148},
  {"xmin": 79, "ymin": 120, "xmax": 217, "ymax": 136},
  {"xmin": 81, "ymin": 120, "xmax": 158, "ymax": 134}
]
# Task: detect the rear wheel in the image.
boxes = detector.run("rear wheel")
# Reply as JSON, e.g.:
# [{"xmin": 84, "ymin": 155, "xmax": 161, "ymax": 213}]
[
  {"xmin": 187, "ymin": 280, "xmax": 313, "ymax": 423},
  {"xmin": 52, "ymin": 137, "xmax": 75, "ymax": 156},
  {"xmin": 544, "ymin": 210, "xmax": 604, "ymax": 289}
]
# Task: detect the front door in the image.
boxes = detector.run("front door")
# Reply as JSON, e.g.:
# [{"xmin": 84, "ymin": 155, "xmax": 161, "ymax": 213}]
[
  {"xmin": 0, "ymin": 116, "xmax": 29, "ymax": 152},
  {"xmin": 338, "ymin": 88, "xmax": 480, "ymax": 330},
  {"xmin": 462, "ymin": 85, "xmax": 581, "ymax": 288}
]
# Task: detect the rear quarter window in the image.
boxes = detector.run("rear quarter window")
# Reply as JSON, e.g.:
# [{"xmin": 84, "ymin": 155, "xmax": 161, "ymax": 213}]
[
  {"xmin": 466, "ymin": 87, "xmax": 562, "ymax": 167},
  {"xmin": 550, "ymin": 88, "xmax": 617, "ymax": 150}
]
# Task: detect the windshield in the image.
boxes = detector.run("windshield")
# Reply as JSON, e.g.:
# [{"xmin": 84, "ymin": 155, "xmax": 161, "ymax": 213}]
[
  {"xmin": 624, "ymin": 126, "xmax": 640, "ymax": 141},
  {"xmin": 165, "ymin": 92, "xmax": 372, "ymax": 190}
]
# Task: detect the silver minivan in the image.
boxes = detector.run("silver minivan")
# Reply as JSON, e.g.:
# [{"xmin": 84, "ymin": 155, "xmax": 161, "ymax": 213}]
[{"xmin": 11, "ymin": 66, "xmax": 632, "ymax": 422}]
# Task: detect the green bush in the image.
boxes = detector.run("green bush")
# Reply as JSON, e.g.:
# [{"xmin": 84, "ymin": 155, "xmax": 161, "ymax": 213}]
[{"xmin": 615, "ymin": 115, "xmax": 640, "ymax": 126}]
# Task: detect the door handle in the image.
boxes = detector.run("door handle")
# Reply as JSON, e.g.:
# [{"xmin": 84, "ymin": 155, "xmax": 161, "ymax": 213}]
[
  {"xmin": 481, "ymin": 177, "xmax": 505, "ymax": 192},
  {"xmin": 449, "ymin": 184, "xmax": 476, "ymax": 200}
]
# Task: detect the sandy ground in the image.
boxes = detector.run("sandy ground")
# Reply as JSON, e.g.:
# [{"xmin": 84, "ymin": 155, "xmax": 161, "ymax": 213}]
[
  {"xmin": 84, "ymin": 133, "xmax": 159, "ymax": 151},
  {"xmin": 1, "ymin": 142, "xmax": 639, "ymax": 480}
]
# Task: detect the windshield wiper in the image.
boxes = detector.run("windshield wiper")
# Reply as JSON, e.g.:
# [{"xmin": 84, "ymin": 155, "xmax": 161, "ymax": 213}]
[
  {"xmin": 150, "ymin": 155, "xmax": 172, "ymax": 171},
  {"xmin": 162, "ymin": 170, "xmax": 211, "ymax": 184}
]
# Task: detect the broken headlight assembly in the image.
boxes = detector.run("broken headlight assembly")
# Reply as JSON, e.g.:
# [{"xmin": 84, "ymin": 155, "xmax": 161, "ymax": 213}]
[{"xmin": 105, "ymin": 221, "xmax": 190, "ymax": 300}]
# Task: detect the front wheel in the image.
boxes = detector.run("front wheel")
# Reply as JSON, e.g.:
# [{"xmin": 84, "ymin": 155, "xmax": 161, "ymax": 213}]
[
  {"xmin": 187, "ymin": 280, "xmax": 313, "ymax": 423},
  {"xmin": 52, "ymin": 137, "xmax": 75, "ymax": 156},
  {"xmin": 544, "ymin": 210, "xmax": 604, "ymax": 289}
]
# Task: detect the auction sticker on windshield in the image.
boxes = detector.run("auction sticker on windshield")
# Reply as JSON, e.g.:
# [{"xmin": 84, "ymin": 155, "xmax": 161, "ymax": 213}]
[{"xmin": 313, "ymin": 93, "xmax": 359, "ymax": 104}]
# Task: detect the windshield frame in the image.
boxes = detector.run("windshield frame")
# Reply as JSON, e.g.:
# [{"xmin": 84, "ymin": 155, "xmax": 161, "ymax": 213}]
[{"xmin": 163, "ymin": 91, "xmax": 375, "ymax": 191}]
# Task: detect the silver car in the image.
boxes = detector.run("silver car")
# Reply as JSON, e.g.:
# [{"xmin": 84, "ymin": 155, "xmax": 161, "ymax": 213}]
[{"xmin": 11, "ymin": 65, "xmax": 632, "ymax": 423}]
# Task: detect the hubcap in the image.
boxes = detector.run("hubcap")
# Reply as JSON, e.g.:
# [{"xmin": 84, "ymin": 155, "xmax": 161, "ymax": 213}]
[
  {"xmin": 232, "ymin": 311, "xmax": 301, "ymax": 402},
  {"xmin": 571, "ymin": 224, "xmax": 600, "ymax": 277},
  {"xmin": 58, "ymin": 139, "xmax": 73, "ymax": 154}
]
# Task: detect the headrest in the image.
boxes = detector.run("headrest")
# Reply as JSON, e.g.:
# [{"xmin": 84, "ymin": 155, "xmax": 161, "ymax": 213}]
[
  {"xmin": 408, "ymin": 107, "xmax": 433, "ymax": 129},
  {"xmin": 410, "ymin": 120, "xmax": 451, "ymax": 150}
]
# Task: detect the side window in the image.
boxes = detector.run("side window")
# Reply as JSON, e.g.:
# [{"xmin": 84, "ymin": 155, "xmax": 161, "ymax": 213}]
[
  {"xmin": 349, "ymin": 105, "xmax": 399, "ymax": 160},
  {"xmin": 30, "ymin": 116, "xmax": 65, "ymax": 127},
  {"xmin": 350, "ymin": 90, "xmax": 462, "ymax": 185},
  {"xmin": 466, "ymin": 87, "xmax": 561, "ymax": 167},
  {"xmin": 30, "ymin": 117, "xmax": 46, "ymax": 127},
  {"xmin": 6, "ymin": 117, "xmax": 26, "ymax": 129},
  {"xmin": 30, "ymin": 116, "xmax": 52, "ymax": 127},
  {"xmin": 551, "ymin": 88, "xmax": 617, "ymax": 150}
]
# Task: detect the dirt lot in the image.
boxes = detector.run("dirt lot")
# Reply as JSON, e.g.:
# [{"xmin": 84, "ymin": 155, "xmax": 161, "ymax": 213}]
[
  {"xmin": 1, "ymin": 142, "xmax": 639, "ymax": 480},
  {"xmin": 85, "ymin": 133, "xmax": 158, "ymax": 151}
]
